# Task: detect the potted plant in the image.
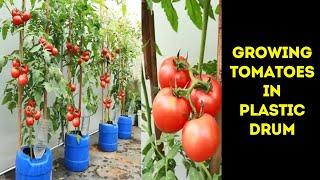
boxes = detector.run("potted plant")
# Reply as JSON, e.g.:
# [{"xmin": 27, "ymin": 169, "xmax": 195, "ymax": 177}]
[
  {"xmin": 61, "ymin": 0, "xmax": 101, "ymax": 172},
  {"xmin": 0, "ymin": 0, "xmax": 68, "ymax": 178}
]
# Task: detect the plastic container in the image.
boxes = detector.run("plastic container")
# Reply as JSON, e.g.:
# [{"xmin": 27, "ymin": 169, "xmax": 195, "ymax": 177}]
[
  {"xmin": 16, "ymin": 146, "xmax": 52, "ymax": 180},
  {"xmin": 64, "ymin": 132, "xmax": 90, "ymax": 172},
  {"xmin": 118, "ymin": 115, "xmax": 132, "ymax": 139},
  {"xmin": 129, "ymin": 114, "xmax": 136, "ymax": 126},
  {"xmin": 99, "ymin": 123, "xmax": 118, "ymax": 152}
]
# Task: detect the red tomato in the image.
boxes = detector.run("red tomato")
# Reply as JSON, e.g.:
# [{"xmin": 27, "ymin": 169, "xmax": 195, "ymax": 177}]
[
  {"xmin": 107, "ymin": 98, "xmax": 112, "ymax": 104},
  {"xmin": 102, "ymin": 48, "xmax": 108, "ymax": 55},
  {"xmin": 77, "ymin": 59, "xmax": 82, "ymax": 65},
  {"xmin": 103, "ymin": 99, "xmax": 107, "ymax": 104},
  {"xmin": 158, "ymin": 56, "xmax": 191, "ymax": 88},
  {"xmin": 45, "ymin": 44, "xmax": 53, "ymax": 52},
  {"xmin": 13, "ymin": 15, "xmax": 23, "ymax": 25},
  {"xmin": 34, "ymin": 110, "xmax": 41, "ymax": 120},
  {"xmin": 70, "ymin": 84, "xmax": 76, "ymax": 92},
  {"xmin": 117, "ymin": 95, "xmax": 122, "ymax": 100},
  {"xmin": 100, "ymin": 81, "xmax": 106, "ymax": 88},
  {"xmin": 18, "ymin": 74, "xmax": 28, "ymax": 86},
  {"xmin": 26, "ymin": 117, "xmax": 34, "ymax": 127},
  {"xmin": 24, "ymin": 106, "xmax": 32, "ymax": 116},
  {"xmin": 82, "ymin": 55, "xmax": 89, "ymax": 62},
  {"xmin": 83, "ymin": 51, "xmax": 89, "ymax": 56},
  {"xmin": 104, "ymin": 77, "xmax": 110, "ymax": 83},
  {"xmin": 66, "ymin": 112, "xmax": 74, "ymax": 121},
  {"xmin": 182, "ymin": 113, "xmax": 220, "ymax": 162},
  {"xmin": 152, "ymin": 88, "xmax": 191, "ymax": 133},
  {"xmin": 73, "ymin": 45, "xmax": 79, "ymax": 53},
  {"xmin": 66, "ymin": 42, "xmax": 72, "ymax": 49},
  {"xmin": 51, "ymin": 48, "xmax": 58, "ymax": 56},
  {"xmin": 67, "ymin": 105, "xmax": 74, "ymax": 113},
  {"xmin": 20, "ymin": 64, "xmax": 28, "ymax": 74},
  {"xmin": 106, "ymin": 104, "xmax": 111, "ymax": 109},
  {"xmin": 100, "ymin": 75, "xmax": 105, "ymax": 81},
  {"xmin": 74, "ymin": 110, "xmax": 81, "ymax": 118},
  {"xmin": 12, "ymin": 59, "xmax": 20, "ymax": 67},
  {"xmin": 11, "ymin": 67, "xmax": 20, "ymax": 78},
  {"xmin": 11, "ymin": 8, "xmax": 20, "ymax": 17},
  {"xmin": 115, "ymin": 48, "xmax": 120, "ymax": 54},
  {"xmin": 22, "ymin": 11, "xmax": 31, "ymax": 21},
  {"xmin": 27, "ymin": 100, "xmax": 36, "ymax": 107},
  {"xmin": 190, "ymin": 74, "xmax": 222, "ymax": 117},
  {"xmin": 72, "ymin": 117, "xmax": 80, "ymax": 127}
]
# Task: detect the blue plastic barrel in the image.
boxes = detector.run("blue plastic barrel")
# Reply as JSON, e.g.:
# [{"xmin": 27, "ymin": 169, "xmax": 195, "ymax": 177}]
[
  {"xmin": 16, "ymin": 146, "xmax": 52, "ymax": 180},
  {"xmin": 99, "ymin": 123, "xmax": 118, "ymax": 152},
  {"xmin": 64, "ymin": 133, "xmax": 90, "ymax": 172},
  {"xmin": 118, "ymin": 116, "xmax": 132, "ymax": 139}
]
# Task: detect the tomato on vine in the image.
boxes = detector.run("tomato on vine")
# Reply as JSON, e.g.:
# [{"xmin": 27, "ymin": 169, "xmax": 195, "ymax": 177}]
[
  {"xmin": 182, "ymin": 113, "xmax": 220, "ymax": 162},
  {"xmin": 152, "ymin": 88, "xmax": 191, "ymax": 133},
  {"xmin": 26, "ymin": 117, "xmax": 34, "ymax": 127},
  {"xmin": 158, "ymin": 56, "xmax": 191, "ymax": 89}
]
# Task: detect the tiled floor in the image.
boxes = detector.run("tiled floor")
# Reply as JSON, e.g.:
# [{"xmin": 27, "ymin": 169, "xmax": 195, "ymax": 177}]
[{"xmin": 0, "ymin": 126, "xmax": 141, "ymax": 180}]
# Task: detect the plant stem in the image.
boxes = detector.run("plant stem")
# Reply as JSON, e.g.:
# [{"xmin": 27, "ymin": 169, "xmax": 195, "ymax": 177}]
[
  {"xmin": 4, "ymin": 2, "xmax": 11, "ymax": 13},
  {"xmin": 79, "ymin": 37, "xmax": 84, "ymax": 128},
  {"xmin": 43, "ymin": 0, "xmax": 50, "ymax": 121},
  {"xmin": 29, "ymin": 127, "xmax": 33, "ymax": 159},
  {"xmin": 199, "ymin": 162, "xmax": 212, "ymax": 179},
  {"xmin": 198, "ymin": 0, "xmax": 211, "ymax": 77},
  {"xmin": 141, "ymin": 65, "xmax": 152, "ymax": 136},
  {"xmin": 66, "ymin": 17, "xmax": 72, "ymax": 134},
  {"xmin": 102, "ymin": 60, "xmax": 105, "ymax": 123}
]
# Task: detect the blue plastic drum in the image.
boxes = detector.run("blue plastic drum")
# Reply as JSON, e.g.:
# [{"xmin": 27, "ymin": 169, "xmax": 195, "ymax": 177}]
[
  {"xmin": 118, "ymin": 116, "xmax": 132, "ymax": 139},
  {"xmin": 64, "ymin": 133, "xmax": 90, "ymax": 172},
  {"xmin": 16, "ymin": 146, "xmax": 52, "ymax": 180},
  {"xmin": 99, "ymin": 123, "xmax": 118, "ymax": 152}
]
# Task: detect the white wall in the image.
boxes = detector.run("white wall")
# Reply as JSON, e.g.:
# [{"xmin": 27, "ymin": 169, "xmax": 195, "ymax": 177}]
[
  {"xmin": 141, "ymin": 1, "xmax": 219, "ymax": 179},
  {"xmin": 0, "ymin": 0, "xmax": 141, "ymax": 173}
]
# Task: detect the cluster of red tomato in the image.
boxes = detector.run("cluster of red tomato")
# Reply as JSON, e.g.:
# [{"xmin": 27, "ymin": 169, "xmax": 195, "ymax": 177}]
[
  {"xmin": 103, "ymin": 98, "xmax": 112, "ymax": 109},
  {"xmin": 11, "ymin": 8, "xmax": 30, "ymax": 25},
  {"xmin": 117, "ymin": 90, "xmax": 125, "ymax": 100},
  {"xmin": 68, "ymin": 83, "xmax": 76, "ymax": 92},
  {"xmin": 153, "ymin": 56, "xmax": 222, "ymax": 162},
  {"xmin": 101, "ymin": 48, "xmax": 115, "ymax": 62},
  {"xmin": 100, "ymin": 72, "xmax": 111, "ymax": 88},
  {"xmin": 11, "ymin": 59, "xmax": 29, "ymax": 86},
  {"xmin": 66, "ymin": 105, "xmax": 81, "ymax": 127},
  {"xmin": 66, "ymin": 42, "xmax": 79, "ymax": 55},
  {"xmin": 78, "ymin": 51, "xmax": 90, "ymax": 64},
  {"xmin": 24, "ymin": 100, "xmax": 41, "ymax": 127},
  {"xmin": 38, "ymin": 37, "xmax": 59, "ymax": 56}
]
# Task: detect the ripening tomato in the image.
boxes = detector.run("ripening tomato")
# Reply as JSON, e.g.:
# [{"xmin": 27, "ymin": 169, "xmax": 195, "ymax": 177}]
[
  {"xmin": 66, "ymin": 112, "xmax": 74, "ymax": 121},
  {"xmin": 102, "ymin": 48, "xmax": 108, "ymax": 55},
  {"xmin": 51, "ymin": 48, "xmax": 58, "ymax": 56},
  {"xmin": 74, "ymin": 110, "xmax": 81, "ymax": 118},
  {"xmin": 117, "ymin": 95, "xmax": 123, "ymax": 100},
  {"xmin": 24, "ymin": 106, "xmax": 32, "ymax": 116},
  {"xmin": 115, "ymin": 48, "xmax": 120, "ymax": 54},
  {"xmin": 104, "ymin": 77, "xmax": 110, "ymax": 83},
  {"xmin": 73, "ymin": 45, "xmax": 79, "ymax": 53},
  {"xmin": 77, "ymin": 59, "xmax": 82, "ymax": 65},
  {"xmin": 107, "ymin": 98, "xmax": 112, "ymax": 104},
  {"xmin": 13, "ymin": 15, "xmax": 23, "ymax": 25},
  {"xmin": 18, "ymin": 74, "xmax": 28, "ymax": 86},
  {"xmin": 26, "ymin": 117, "xmax": 34, "ymax": 126},
  {"xmin": 158, "ymin": 56, "xmax": 191, "ymax": 89},
  {"xmin": 83, "ymin": 51, "xmax": 89, "ymax": 56},
  {"xmin": 82, "ymin": 55, "xmax": 89, "ymax": 62},
  {"xmin": 22, "ymin": 11, "xmax": 31, "ymax": 21},
  {"xmin": 70, "ymin": 84, "xmax": 76, "ymax": 92},
  {"xmin": 27, "ymin": 100, "xmax": 36, "ymax": 107},
  {"xmin": 12, "ymin": 59, "xmax": 20, "ymax": 67},
  {"xmin": 11, "ymin": 67, "xmax": 20, "ymax": 78},
  {"xmin": 72, "ymin": 117, "xmax": 80, "ymax": 127},
  {"xmin": 100, "ymin": 81, "xmax": 106, "ymax": 88},
  {"xmin": 103, "ymin": 99, "xmax": 107, "ymax": 104},
  {"xmin": 106, "ymin": 104, "xmax": 111, "ymax": 109},
  {"xmin": 66, "ymin": 42, "xmax": 72, "ymax": 49},
  {"xmin": 190, "ymin": 74, "xmax": 222, "ymax": 117},
  {"xmin": 20, "ymin": 64, "xmax": 28, "ymax": 74},
  {"xmin": 39, "ymin": 37, "xmax": 46, "ymax": 45},
  {"xmin": 45, "ymin": 44, "xmax": 53, "ymax": 52},
  {"xmin": 182, "ymin": 113, "xmax": 220, "ymax": 162},
  {"xmin": 67, "ymin": 105, "xmax": 74, "ymax": 113},
  {"xmin": 152, "ymin": 88, "xmax": 191, "ymax": 133},
  {"xmin": 11, "ymin": 8, "xmax": 20, "ymax": 17},
  {"xmin": 34, "ymin": 110, "xmax": 41, "ymax": 120}
]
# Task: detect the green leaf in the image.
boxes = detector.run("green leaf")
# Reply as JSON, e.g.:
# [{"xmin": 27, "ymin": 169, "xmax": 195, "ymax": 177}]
[
  {"xmin": 43, "ymin": 51, "xmax": 51, "ymax": 63},
  {"xmin": 2, "ymin": 92, "xmax": 12, "ymax": 105},
  {"xmin": 31, "ymin": 0, "xmax": 36, "ymax": 8},
  {"xmin": 154, "ymin": 158, "xmax": 165, "ymax": 172},
  {"xmin": 44, "ymin": 82, "xmax": 54, "ymax": 93},
  {"xmin": 189, "ymin": 167, "xmax": 202, "ymax": 180},
  {"xmin": 142, "ymin": 124, "xmax": 149, "ymax": 132},
  {"xmin": 30, "ymin": 45, "xmax": 42, "ymax": 53},
  {"xmin": 8, "ymin": 101, "xmax": 17, "ymax": 113},
  {"xmin": 146, "ymin": 0, "xmax": 153, "ymax": 10},
  {"xmin": 167, "ymin": 144, "xmax": 180, "ymax": 159},
  {"xmin": 166, "ymin": 170, "xmax": 176, "ymax": 179},
  {"xmin": 142, "ymin": 134, "xmax": 155, "ymax": 155},
  {"xmin": 156, "ymin": 43, "xmax": 162, "ymax": 56},
  {"xmin": 9, "ymin": 0, "xmax": 13, "ymax": 5},
  {"xmin": 2, "ymin": 23, "xmax": 9, "ymax": 40},
  {"xmin": 143, "ymin": 148, "xmax": 154, "ymax": 166},
  {"xmin": 76, "ymin": 134, "xmax": 81, "ymax": 144},
  {"xmin": 185, "ymin": 0, "xmax": 203, "ymax": 30},
  {"xmin": 161, "ymin": 0, "xmax": 178, "ymax": 32},
  {"xmin": 122, "ymin": 4, "xmax": 127, "ymax": 16},
  {"xmin": 153, "ymin": 0, "xmax": 161, "ymax": 3},
  {"xmin": 215, "ymin": 4, "xmax": 220, "ymax": 14},
  {"xmin": 155, "ymin": 167, "xmax": 166, "ymax": 180},
  {"xmin": 142, "ymin": 112, "xmax": 147, "ymax": 122},
  {"xmin": 142, "ymin": 172, "xmax": 153, "ymax": 180}
]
